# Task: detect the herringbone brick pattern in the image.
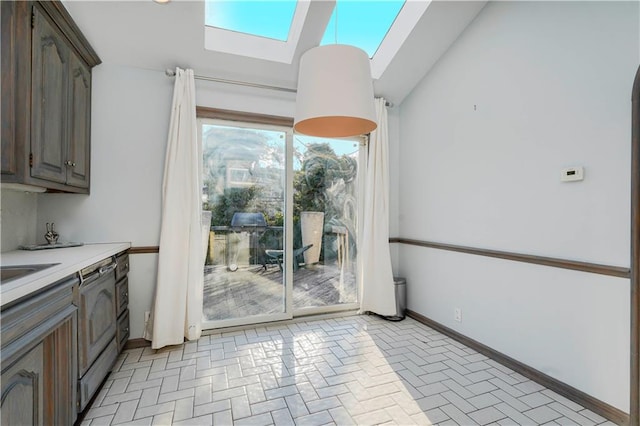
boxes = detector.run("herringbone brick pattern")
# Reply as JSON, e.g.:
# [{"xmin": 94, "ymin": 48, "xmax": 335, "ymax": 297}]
[{"xmin": 81, "ymin": 316, "xmax": 615, "ymax": 425}]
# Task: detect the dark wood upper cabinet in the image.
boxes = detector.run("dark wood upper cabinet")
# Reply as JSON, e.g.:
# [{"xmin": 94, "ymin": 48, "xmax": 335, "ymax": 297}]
[
  {"xmin": 30, "ymin": 6, "xmax": 69, "ymax": 185},
  {"xmin": 66, "ymin": 50, "xmax": 92, "ymax": 189},
  {"xmin": 1, "ymin": 1, "xmax": 100, "ymax": 193}
]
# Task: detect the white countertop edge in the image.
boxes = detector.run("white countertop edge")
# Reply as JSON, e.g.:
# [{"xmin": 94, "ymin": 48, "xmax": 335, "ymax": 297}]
[{"xmin": 1, "ymin": 242, "xmax": 132, "ymax": 307}]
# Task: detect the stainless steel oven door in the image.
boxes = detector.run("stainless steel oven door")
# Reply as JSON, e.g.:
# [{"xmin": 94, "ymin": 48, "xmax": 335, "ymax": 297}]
[{"xmin": 77, "ymin": 262, "xmax": 117, "ymax": 376}]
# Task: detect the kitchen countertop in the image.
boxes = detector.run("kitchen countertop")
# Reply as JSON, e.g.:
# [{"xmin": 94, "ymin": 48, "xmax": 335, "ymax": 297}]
[{"xmin": 1, "ymin": 242, "xmax": 131, "ymax": 307}]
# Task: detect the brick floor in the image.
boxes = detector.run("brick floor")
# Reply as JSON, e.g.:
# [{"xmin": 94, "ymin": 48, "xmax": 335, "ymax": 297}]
[{"xmin": 82, "ymin": 315, "xmax": 616, "ymax": 425}]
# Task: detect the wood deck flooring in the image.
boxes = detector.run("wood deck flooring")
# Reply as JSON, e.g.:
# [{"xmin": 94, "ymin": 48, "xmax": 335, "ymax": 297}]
[{"xmin": 202, "ymin": 263, "xmax": 357, "ymax": 322}]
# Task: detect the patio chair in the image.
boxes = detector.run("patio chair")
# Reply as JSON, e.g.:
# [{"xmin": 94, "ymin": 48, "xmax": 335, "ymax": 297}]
[{"xmin": 264, "ymin": 244, "xmax": 313, "ymax": 271}]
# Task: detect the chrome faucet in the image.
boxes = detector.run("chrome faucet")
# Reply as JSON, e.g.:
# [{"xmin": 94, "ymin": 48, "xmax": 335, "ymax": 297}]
[{"xmin": 45, "ymin": 222, "xmax": 59, "ymax": 245}]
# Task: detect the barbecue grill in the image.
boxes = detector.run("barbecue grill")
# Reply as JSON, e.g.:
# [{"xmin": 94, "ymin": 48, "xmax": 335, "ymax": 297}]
[
  {"xmin": 230, "ymin": 212, "xmax": 267, "ymax": 229},
  {"xmin": 228, "ymin": 213, "xmax": 267, "ymax": 271}
]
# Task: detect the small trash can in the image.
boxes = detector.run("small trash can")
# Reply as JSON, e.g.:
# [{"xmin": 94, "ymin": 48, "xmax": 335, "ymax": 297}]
[{"xmin": 394, "ymin": 277, "xmax": 406, "ymax": 318}]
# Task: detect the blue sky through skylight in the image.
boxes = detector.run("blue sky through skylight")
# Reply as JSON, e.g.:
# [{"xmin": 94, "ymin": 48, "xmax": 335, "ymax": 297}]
[
  {"xmin": 321, "ymin": 1, "xmax": 405, "ymax": 58},
  {"xmin": 205, "ymin": 1, "xmax": 298, "ymax": 42},
  {"xmin": 204, "ymin": 1, "xmax": 406, "ymax": 59}
]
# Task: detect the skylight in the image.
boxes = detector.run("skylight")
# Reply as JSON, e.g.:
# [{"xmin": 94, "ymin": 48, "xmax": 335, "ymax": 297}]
[
  {"xmin": 205, "ymin": 1, "xmax": 297, "ymax": 42},
  {"xmin": 204, "ymin": 1, "xmax": 310, "ymax": 64},
  {"xmin": 320, "ymin": 0, "xmax": 406, "ymax": 58},
  {"xmin": 202, "ymin": 0, "xmax": 429, "ymax": 77}
]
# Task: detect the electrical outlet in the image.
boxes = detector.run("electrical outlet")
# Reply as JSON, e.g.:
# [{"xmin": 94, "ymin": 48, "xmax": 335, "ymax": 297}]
[
  {"xmin": 454, "ymin": 308, "xmax": 462, "ymax": 322},
  {"xmin": 560, "ymin": 166, "xmax": 584, "ymax": 182}
]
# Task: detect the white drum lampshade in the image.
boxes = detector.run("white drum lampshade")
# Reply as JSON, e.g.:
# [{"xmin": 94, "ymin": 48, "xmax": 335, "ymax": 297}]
[{"xmin": 294, "ymin": 45, "xmax": 377, "ymax": 138}]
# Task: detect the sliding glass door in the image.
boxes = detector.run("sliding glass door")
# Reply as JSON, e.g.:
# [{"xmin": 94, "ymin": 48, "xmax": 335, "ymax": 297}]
[
  {"xmin": 200, "ymin": 120, "xmax": 291, "ymax": 329},
  {"xmin": 199, "ymin": 118, "xmax": 363, "ymax": 329},
  {"xmin": 292, "ymin": 135, "xmax": 363, "ymax": 315}
]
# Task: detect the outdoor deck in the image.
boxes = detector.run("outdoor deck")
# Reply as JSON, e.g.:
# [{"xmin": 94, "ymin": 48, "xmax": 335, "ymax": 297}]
[{"xmin": 202, "ymin": 263, "xmax": 357, "ymax": 321}]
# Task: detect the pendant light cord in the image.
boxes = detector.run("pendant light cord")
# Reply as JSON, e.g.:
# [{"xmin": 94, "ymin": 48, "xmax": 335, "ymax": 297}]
[{"xmin": 334, "ymin": 1, "xmax": 338, "ymax": 44}]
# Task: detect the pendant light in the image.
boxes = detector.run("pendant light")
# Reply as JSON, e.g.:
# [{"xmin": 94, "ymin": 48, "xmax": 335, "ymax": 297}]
[
  {"xmin": 294, "ymin": 44, "xmax": 377, "ymax": 138},
  {"xmin": 294, "ymin": 0, "xmax": 376, "ymax": 138}
]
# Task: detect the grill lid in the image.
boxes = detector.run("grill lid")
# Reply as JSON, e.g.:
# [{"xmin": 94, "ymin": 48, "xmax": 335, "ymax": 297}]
[{"xmin": 231, "ymin": 213, "xmax": 267, "ymax": 228}]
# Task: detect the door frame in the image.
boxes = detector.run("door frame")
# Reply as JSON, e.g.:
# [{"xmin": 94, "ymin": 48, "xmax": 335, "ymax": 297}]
[
  {"xmin": 630, "ymin": 65, "xmax": 639, "ymax": 426},
  {"xmin": 198, "ymin": 116, "xmax": 294, "ymax": 330},
  {"xmin": 291, "ymin": 134, "xmax": 367, "ymax": 317},
  {"xmin": 197, "ymin": 108, "xmax": 366, "ymax": 329}
]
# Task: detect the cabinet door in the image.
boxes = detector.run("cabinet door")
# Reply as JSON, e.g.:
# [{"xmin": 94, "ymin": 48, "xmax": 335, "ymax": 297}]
[
  {"xmin": 1, "ymin": 1, "xmax": 19, "ymax": 177},
  {"xmin": 115, "ymin": 252, "xmax": 130, "ymax": 281},
  {"xmin": 1, "ymin": 342, "xmax": 44, "ymax": 426},
  {"xmin": 30, "ymin": 6, "xmax": 68, "ymax": 184},
  {"xmin": 66, "ymin": 50, "xmax": 91, "ymax": 188},
  {"xmin": 117, "ymin": 309, "xmax": 130, "ymax": 352},
  {"xmin": 116, "ymin": 277, "xmax": 129, "ymax": 318},
  {"xmin": 44, "ymin": 313, "xmax": 77, "ymax": 425}
]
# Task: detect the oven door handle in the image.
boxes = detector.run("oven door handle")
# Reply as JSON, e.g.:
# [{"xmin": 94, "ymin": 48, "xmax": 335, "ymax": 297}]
[
  {"xmin": 98, "ymin": 262, "xmax": 117, "ymax": 276},
  {"xmin": 83, "ymin": 261, "xmax": 117, "ymax": 286}
]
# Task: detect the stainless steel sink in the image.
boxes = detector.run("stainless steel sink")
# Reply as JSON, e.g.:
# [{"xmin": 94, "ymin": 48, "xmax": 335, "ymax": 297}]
[{"xmin": 0, "ymin": 263, "xmax": 60, "ymax": 284}]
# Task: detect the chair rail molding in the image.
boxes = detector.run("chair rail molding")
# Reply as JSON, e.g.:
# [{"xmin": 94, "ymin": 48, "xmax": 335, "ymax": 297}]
[
  {"xmin": 129, "ymin": 246, "xmax": 159, "ymax": 254},
  {"xmin": 389, "ymin": 238, "xmax": 630, "ymax": 278}
]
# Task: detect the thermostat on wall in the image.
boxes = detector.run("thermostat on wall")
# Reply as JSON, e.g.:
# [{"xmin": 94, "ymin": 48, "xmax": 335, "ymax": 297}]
[{"xmin": 560, "ymin": 166, "xmax": 584, "ymax": 182}]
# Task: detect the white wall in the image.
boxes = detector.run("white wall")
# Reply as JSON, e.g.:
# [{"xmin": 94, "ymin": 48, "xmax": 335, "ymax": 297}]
[
  {"xmin": 36, "ymin": 63, "xmax": 299, "ymax": 339},
  {"xmin": 388, "ymin": 107, "xmax": 401, "ymax": 272},
  {"xmin": 1, "ymin": 190, "xmax": 38, "ymax": 252},
  {"xmin": 37, "ymin": 64, "xmax": 171, "ymax": 338},
  {"xmin": 398, "ymin": 1, "xmax": 638, "ymax": 411},
  {"xmin": 35, "ymin": 60, "xmax": 398, "ymax": 337}
]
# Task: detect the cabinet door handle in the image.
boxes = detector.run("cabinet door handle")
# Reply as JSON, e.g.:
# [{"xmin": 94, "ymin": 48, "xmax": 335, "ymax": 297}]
[{"xmin": 65, "ymin": 160, "xmax": 73, "ymax": 166}]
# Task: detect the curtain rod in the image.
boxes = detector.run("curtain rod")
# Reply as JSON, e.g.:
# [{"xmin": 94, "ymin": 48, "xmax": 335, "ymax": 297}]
[
  {"xmin": 164, "ymin": 68, "xmax": 394, "ymax": 107},
  {"xmin": 165, "ymin": 69, "xmax": 296, "ymax": 93}
]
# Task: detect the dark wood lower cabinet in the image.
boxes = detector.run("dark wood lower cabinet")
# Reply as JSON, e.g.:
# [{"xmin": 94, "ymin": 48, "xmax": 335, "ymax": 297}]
[
  {"xmin": 0, "ymin": 275, "xmax": 78, "ymax": 425},
  {"xmin": 1, "ymin": 250, "xmax": 131, "ymax": 422},
  {"xmin": 1, "ymin": 342, "xmax": 45, "ymax": 426},
  {"xmin": 44, "ymin": 313, "xmax": 77, "ymax": 425},
  {"xmin": 1, "ymin": 249, "xmax": 131, "ymax": 423},
  {"xmin": 115, "ymin": 253, "xmax": 130, "ymax": 353},
  {"xmin": 117, "ymin": 309, "xmax": 130, "ymax": 352}
]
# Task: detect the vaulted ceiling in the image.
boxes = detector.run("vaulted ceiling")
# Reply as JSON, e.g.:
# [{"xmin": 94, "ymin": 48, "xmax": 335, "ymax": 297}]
[{"xmin": 62, "ymin": 0, "xmax": 486, "ymax": 106}]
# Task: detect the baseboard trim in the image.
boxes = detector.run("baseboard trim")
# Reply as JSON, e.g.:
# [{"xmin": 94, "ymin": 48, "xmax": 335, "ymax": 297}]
[
  {"xmin": 406, "ymin": 309, "xmax": 630, "ymax": 426},
  {"xmin": 124, "ymin": 338, "xmax": 151, "ymax": 350}
]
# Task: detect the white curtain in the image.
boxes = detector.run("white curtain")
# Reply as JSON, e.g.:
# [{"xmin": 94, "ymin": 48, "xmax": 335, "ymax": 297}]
[
  {"xmin": 147, "ymin": 68, "xmax": 203, "ymax": 349},
  {"xmin": 359, "ymin": 97, "xmax": 396, "ymax": 316}
]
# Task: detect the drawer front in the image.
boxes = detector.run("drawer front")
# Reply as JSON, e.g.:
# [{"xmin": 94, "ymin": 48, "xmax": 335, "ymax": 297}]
[
  {"xmin": 117, "ymin": 309, "xmax": 129, "ymax": 352},
  {"xmin": 78, "ymin": 338, "xmax": 117, "ymax": 412},
  {"xmin": 115, "ymin": 277, "xmax": 128, "ymax": 317},
  {"xmin": 1, "ymin": 275, "xmax": 78, "ymax": 349},
  {"xmin": 78, "ymin": 273, "xmax": 116, "ymax": 376},
  {"xmin": 115, "ymin": 252, "xmax": 129, "ymax": 281}
]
